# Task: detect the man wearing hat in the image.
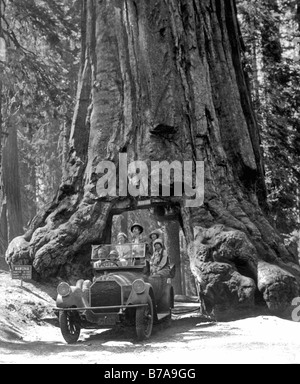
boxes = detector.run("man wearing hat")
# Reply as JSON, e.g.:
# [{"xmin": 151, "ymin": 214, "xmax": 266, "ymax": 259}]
[
  {"xmin": 130, "ymin": 222, "xmax": 152, "ymax": 260},
  {"xmin": 149, "ymin": 238, "xmax": 170, "ymax": 277},
  {"xmin": 130, "ymin": 222, "xmax": 144, "ymax": 244}
]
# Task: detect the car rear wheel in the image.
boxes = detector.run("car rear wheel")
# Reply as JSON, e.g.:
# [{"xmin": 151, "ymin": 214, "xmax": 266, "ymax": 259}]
[
  {"xmin": 135, "ymin": 296, "xmax": 153, "ymax": 341},
  {"xmin": 59, "ymin": 311, "xmax": 81, "ymax": 344}
]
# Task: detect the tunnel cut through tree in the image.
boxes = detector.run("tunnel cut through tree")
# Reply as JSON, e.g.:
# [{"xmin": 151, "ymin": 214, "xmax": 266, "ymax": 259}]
[{"xmin": 6, "ymin": 0, "xmax": 300, "ymax": 317}]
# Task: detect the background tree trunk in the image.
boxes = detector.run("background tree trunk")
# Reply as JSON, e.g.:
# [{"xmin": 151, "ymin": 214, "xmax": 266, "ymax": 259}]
[
  {"xmin": 0, "ymin": 121, "xmax": 23, "ymax": 255},
  {"xmin": 164, "ymin": 220, "xmax": 182, "ymax": 295},
  {"xmin": 120, "ymin": 212, "xmax": 128, "ymax": 235},
  {"xmin": 6, "ymin": 0, "xmax": 300, "ymax": 318}
]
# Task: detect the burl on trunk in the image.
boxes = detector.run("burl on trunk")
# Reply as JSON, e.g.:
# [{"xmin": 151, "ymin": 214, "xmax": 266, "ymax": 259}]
[{"xmin": 6, "ymin": 0, "xmax": 300, "ymax": 318}]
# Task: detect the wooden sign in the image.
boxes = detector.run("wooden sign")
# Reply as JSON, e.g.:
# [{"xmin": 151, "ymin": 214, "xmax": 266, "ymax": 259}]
[{"xmin": 11, "ymin": 265, "xmax": 32, "ymax": 280}]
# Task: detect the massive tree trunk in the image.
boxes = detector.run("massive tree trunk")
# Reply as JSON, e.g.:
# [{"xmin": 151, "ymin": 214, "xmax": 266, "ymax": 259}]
[{"xmin": 6, "ymin": 0, "xmax": 300, "ymax": 318}]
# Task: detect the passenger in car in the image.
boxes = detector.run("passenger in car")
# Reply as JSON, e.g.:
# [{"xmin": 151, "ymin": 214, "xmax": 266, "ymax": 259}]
[
  {"xmin": 117, "ymin": 232, "xmax": 128, "ymax": 243},
  {"xmin": 130, "ymin": 222, "xmax": 144, "ymax": 244},
  {"xmin": 97, "ymin": 246, "xmax": 107, "ymax": 260},
  {"xmin": 108, "ymin": 250, "xmax": 122, "ymax": 266},
  {"xmin": 94, "ymin": 250, "xmax": 121, "ymax": 267},
  {"xmin": 93, "ymin": 246, "xmax": 107, "ymax": 267},
  {"xmin": 116, "ymin": 232, "xmax": 132, "ymax": 266},
  {"xmin": 130, "ymin": 222, "xmax": 152, "ymax": 262},
  {"xmin": 149, "ymin": 229, "xmax": 162, "ymax": 256},
  {"xmin": 149, "ymin": 238, "xmax": 171, "ymax": 278}
]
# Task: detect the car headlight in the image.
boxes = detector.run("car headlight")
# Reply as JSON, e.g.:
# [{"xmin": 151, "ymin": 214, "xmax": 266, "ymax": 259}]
[
  {"xmin": 132, "ymin": 279, "xmax": 146, "ymax": 294},
  {"xmin": 57, "ymin": 282, "xmax": 71, "ymax": 297}
]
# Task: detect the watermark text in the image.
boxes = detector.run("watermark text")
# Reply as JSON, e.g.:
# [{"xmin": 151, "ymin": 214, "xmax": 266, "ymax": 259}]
[{"xmin": 95, "ymin": 154, "xmax": 204, "ymax": 207}]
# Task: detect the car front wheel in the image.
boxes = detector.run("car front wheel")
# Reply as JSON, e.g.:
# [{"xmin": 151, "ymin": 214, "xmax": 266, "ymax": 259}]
[
  {"xmin": 59, "ymin": 310, "xmax": 81, "ymax": 344},
  {"xmin": 135, "ymin": 296, "xmax": 153, "ymax": 341}
]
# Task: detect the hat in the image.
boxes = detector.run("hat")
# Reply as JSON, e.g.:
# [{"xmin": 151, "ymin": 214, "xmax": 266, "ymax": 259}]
[
  {"xmin": 149, "ymin": 229, "xmax": 161, "ymax": 239},
  {"xmin": 117, "ymin": 232, "xmax": 128, "ymax": 240},
  {"xmin": 109, "ymin": 250, "xmax": 119, "ymax": 257},
  {"xmin": 153, "ymin": 238, "xmax": 163, "ymax": 247},
  {"xmin": 131, "ymin": 222, "xmax": 144, "ymax": 233}
]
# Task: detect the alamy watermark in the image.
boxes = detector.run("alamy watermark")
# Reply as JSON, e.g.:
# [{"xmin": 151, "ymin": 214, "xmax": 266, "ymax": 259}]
[
  {"xmin": 291, "ymin": 297, "xmax": 300, "ymax": 321},
  {"xmin": 95, "ymin": 153, "xmax": 204, "ymax": 208}
]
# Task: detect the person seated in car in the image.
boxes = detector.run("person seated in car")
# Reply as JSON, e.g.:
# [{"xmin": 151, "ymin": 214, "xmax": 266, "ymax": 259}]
[
  {"xmin": 117, "ymin": 232, "xmax": 128, "ymax": 244},
  {"xmin": 149, "ymin": 229, "xmax": 162, "ymax": 256},
  {"xmin": 116, "ymin": 232, "xmax": 132, "ymax": 265},
  {"xmin": 97, "ymin": 246, "xmax": 107, "ymax": 260},
  {"xmin": 130, "ymin": 222, "xmax": 152, "ymax": 261},
  {"xmin": 116, "ymin": 232, "xmax": 130, "ymax": 254},
  {"xmin": 92, "ymin": 246, "xmax": 107, "ymax": 267},
  {"xmin": 94, "ymin": 249, "xmax": 121, "ymax": 267},
  {"xmin": 149, "ymin": 238, "xmax": 171, "ymax": 278},
  {"xmin": 108, "ymin": 249, "xmax": 122, "ymax": 265},
  {"xmin": 130, "ymin": 223, "xmax": 145, "ymax": 244}
]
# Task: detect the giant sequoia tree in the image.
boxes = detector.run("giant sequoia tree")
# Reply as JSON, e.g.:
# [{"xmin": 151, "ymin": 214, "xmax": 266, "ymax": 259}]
[{"xmin": 6, "ymin": 0, "xmax": 300, "ymax": 317}]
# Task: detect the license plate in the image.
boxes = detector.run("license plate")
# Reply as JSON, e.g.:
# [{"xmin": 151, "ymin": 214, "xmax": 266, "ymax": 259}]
[{"xmin": 98, "ymin": 315, "xmax": 117, "ymax": 326}]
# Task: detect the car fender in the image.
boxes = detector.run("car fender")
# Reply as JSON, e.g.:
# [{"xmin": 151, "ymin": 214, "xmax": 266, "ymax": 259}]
[
  {"xmin": 56, "ymin": 285, "xmax": 86, "ymax": 309},
  {"xmin": 126, "ymin": 282, "xmax": 152, "ymax": 305},
  {"xmin": 126, "ymin": 283, "xmax": 158, "ymax": 321}
]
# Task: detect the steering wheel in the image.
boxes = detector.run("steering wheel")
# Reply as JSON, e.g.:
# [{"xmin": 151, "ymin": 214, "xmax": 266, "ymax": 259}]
[{"xmin": 110, "ymin": 261, "xmax": 120, "ymax": 267}]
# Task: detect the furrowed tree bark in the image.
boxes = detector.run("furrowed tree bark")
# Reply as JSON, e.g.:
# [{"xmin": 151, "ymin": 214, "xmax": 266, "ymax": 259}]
[{"xmin": 6, "ymin": 0, "xmax": 300, "ymax": 318}]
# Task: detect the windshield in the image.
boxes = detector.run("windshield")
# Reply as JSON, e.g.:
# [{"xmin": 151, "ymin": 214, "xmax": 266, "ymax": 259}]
[{"xmin": 91, "ymin": 243, "xmax": 146, "ymax": 269}]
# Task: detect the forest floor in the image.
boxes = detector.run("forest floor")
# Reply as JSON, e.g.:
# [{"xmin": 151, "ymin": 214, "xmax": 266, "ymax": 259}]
[{"xmin": 1, "ymin": 259, "xmax": 300, "ymax": 365}]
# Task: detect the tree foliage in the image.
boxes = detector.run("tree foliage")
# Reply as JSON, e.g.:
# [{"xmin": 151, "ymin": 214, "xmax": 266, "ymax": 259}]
[
  {"xmin": 1, "ymin": 0, "xmax": 81, "ymax": 228},
  {"xmin": 237, "ymin": 0, "xmax": 300, "ymax": 236},
  {"xmin": 0, "ymin": 0, "xmax": 299, "ymax": 257}
]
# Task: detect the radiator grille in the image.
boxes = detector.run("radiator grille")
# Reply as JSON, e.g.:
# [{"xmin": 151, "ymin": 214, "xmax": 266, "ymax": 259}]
[{"xmin": 90, "ymin": 280, "xmax": 122, "ymax": 313}]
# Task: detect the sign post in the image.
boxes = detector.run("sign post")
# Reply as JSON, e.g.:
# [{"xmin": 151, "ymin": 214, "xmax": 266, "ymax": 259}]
[{"xmin": 11, "ymin": 265, "xmax": 32, "ymax": 286}]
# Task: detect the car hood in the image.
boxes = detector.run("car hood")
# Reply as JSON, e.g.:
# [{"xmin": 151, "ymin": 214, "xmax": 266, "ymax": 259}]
[{"xmin": 94, "ymin": 271, "xmax": 144, "ymax": 286}]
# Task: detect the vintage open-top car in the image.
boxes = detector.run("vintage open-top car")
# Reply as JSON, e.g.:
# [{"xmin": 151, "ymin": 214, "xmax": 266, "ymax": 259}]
[{"xmin": 55, "ymin": 242, "xmax": 175, "ymax": 343}]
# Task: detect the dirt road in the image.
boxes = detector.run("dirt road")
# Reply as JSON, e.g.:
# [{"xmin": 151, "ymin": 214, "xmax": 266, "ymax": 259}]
[
  {"xmin": 1, "ymin": 269, "xmax": 300, "ymax": 365},
  {"xmin": 1, "ymin": 309, "xmax": 300, "ymax": 364}
]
